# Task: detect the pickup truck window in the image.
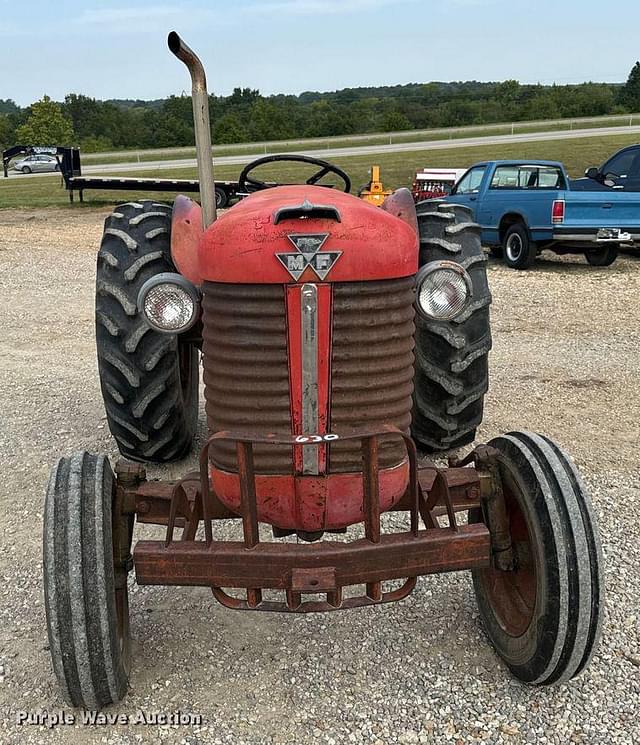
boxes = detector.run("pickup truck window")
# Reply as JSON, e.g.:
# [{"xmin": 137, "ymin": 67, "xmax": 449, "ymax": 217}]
[
  {"xmin": 490, "ymin": 165, "xmax": 565, "ymax": 190},
  {"xmin": 455, "ymin": 166, "xmax": 486, "ymax": 194}
]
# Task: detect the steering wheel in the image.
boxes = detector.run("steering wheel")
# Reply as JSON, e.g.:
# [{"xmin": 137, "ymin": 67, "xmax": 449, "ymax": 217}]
[{"xmin": 238, "ymin": 154, "xmax": 351, "ymax": 194}]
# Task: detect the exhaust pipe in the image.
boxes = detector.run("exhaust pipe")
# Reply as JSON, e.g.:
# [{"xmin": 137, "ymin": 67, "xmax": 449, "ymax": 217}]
[{"xmin": 168, "ymin": 31, "xmax": 216, "ymax": 228}]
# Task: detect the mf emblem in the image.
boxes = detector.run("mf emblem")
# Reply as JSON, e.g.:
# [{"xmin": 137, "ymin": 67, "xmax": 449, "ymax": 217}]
[{"xmin": 276, "ymin": 233, "xmax": 342, "ymax": 281}]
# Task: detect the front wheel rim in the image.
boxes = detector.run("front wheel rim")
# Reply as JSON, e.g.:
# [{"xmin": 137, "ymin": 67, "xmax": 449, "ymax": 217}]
[
  {"xmin": 506, "ymin": 234, "xmax": 523, "ymax": 262},
  {"xmin": 476, "ymin": 468, "xmax": 537, "ymax": 637}
]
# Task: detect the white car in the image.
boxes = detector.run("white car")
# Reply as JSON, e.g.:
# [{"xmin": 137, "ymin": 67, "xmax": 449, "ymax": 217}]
[{"xmin": 13, "ymin": 154, "xmax": 60, "ymax": 174}]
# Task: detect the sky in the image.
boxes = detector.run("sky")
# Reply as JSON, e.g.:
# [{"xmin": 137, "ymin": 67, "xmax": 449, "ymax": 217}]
[{"xmin": 1, "ymin": 0, "xmax": 639, "ymax": 106}]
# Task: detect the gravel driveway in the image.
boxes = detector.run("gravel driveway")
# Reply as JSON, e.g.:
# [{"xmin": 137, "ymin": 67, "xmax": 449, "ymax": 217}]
[{"xmin": 0, "ymin": 208, "xmax": 638, "ymax": 744}]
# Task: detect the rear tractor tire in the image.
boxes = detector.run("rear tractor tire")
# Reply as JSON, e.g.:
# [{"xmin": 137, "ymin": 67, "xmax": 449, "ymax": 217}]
[
  {"xmin": 585, "ymin": 245, "xmax": 618, "ymax": 266},
  {"xmin": 96, "ymin": 200, "xmax": 199, "ymax": 463},
  {"xmin": 43, "ymin": 453, "xmax": 131, "ymax": 708},
  {"xmin": 471, "ymin": 432, "xmax": 604, "ymax": 685},
  {"xmin": 412, "ymin": 202, "xmax": 492, "ymax": 452}
]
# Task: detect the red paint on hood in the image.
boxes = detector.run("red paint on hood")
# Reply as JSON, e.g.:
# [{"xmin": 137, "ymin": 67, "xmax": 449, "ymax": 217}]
[{"xmin": 197, "ymin": 185, "xmax": 418, "ymax": 283}]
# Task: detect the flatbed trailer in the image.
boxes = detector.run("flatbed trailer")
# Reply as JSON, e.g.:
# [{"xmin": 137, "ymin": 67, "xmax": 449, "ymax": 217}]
[
  {"xmin": 2, "ymin": 145, "xmax": 246, "ymax": 208},
  {"xmin": 61, "ymin": 173, "xmax": 245, "ymax": 208}
]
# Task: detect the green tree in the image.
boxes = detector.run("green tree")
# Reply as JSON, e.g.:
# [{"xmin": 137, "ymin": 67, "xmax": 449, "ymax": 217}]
[
  {"xmin": 15, "ymin": 95, "xmax": 75, "ymax": 145},
  {"xmin": 214, "ymin": 112, "xmax": 247, "ymax": 144},
  {"xmin": 0, "ymin": 114, "xmax": 12, "ymax": 149},
  {"xmin": 620, "ymin": 62, "xmax": 640, "ymax": 110},
  {"xmin": 381, "ymin": 111, "xmax": 412, "ymax": 132}
]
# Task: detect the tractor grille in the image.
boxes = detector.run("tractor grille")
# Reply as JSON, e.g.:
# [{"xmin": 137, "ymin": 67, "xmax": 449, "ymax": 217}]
[
  {"xmin": 202, "ymin": 278, "xmax": 415, "ymax": 474},
  {"xmin": 329, "ymin": 278, "xmax": 415, "ymax": 471},
  {"xmin": 202, "ymin": 283, "xmax": 294, "ymax": 473}
]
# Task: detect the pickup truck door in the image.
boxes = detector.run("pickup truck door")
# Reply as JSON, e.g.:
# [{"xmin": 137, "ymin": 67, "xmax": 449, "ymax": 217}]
[
  {"xmin": 476, "ymin": 164, "xmax": 565, "ymax": 244},
  {"xmin": 447, "ymin": 165, "xmax": 487, "ymax": 216}
]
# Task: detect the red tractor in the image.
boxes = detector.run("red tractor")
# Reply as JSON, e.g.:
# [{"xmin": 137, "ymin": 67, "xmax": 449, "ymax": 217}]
[{"xmin": 43, "ymin": 33, "xmax": 604, "ymax": 709}]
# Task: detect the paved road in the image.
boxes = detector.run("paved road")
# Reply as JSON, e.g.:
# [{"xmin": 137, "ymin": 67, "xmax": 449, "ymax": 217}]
[{"xmin": 6, "ymin": 124, "xmax": 640, "ymax": 180}]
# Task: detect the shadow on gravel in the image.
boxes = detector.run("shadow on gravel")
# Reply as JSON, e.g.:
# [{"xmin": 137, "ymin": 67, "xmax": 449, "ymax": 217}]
[{"xmin": 486, "ymin": 252, "xmax": 636, "ymax": 275}]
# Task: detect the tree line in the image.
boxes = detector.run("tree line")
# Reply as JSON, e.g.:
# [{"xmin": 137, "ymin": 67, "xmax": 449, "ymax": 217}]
[{"xmin": 2, "ymin": 63, "xmax": 640, "ymax": 153}]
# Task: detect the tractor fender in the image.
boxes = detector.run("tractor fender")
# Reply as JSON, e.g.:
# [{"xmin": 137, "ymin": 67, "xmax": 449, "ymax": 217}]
[
  {"xmin": 171, "ymin": 194, "xmax": 204, "ymax": 285},
  {"xmin": 381, "ymin": 187, "xmax": 418, "ymax": 234}
]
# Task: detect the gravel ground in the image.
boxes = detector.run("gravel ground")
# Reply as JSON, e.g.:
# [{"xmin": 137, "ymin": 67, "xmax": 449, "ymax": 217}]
[{"xmin": 0, "ymin": 207, "xmax": 638, "ymax": 744}]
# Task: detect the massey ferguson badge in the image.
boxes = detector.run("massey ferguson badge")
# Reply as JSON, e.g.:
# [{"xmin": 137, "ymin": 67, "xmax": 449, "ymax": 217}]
[{"xmin": 276, "ymin": 233, "xmax": 342, "ymax": 280}]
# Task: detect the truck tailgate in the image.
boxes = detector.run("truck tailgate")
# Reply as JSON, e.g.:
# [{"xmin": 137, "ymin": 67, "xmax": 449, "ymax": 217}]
[{"xmin": 561, "ymin": 191, "xmax": 640, "ymax": 228}]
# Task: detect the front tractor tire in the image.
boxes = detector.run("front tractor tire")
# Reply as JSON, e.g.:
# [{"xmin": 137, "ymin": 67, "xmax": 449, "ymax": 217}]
[
  {"xmin": 43, "ymin": 453, "xmax": 131, "ymax": 708},
  {"xmin": 471, "ymin": 432, "xmax": 604, "ymax": 685},
  {"xmin": 96, "ymin": 201, "xmax": 199, "ymax": 463},
  {"xmin": 412, "ymin": 202, "xmax": 492, "ymax": 452}
]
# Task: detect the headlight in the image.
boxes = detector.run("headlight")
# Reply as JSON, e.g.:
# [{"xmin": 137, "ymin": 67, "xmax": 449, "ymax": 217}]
[
  {"xmin": 415, "ymin": 261, "xmax": 472, "ymax": 321},
  {"xmin": 137, "ymin": 273, "xmax": 200, "ymax": 333}
]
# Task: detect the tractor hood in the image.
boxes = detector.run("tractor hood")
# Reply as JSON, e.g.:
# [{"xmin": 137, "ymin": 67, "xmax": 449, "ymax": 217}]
[{"xmin": 194, "ymin": 185, "xmax": 418, "ymax": 284}]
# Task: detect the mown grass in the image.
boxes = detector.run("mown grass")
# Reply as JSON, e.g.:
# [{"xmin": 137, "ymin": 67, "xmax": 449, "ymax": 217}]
[{"xmin": 2, "ymin": 131, "xmax": 639, "ymax": 210}]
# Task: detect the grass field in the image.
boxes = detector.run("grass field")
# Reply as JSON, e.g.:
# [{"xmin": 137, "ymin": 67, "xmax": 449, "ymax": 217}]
[
  {"xmin": 80, "ymin": 113, "xmax": 640, "ymax": 166},
  {"xmin": 2, "ymin": 131, "xmax": 640, "ymax": 210}
]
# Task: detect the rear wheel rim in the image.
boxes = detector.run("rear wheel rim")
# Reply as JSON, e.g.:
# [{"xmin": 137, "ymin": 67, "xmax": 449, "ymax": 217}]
[
  {"xmin": 506, "ymin": 234, "xmax": 523, "ymax": 262},
  {"xmin": 476, "ymin": 468, "xmax": 537, "ymax": 637}
]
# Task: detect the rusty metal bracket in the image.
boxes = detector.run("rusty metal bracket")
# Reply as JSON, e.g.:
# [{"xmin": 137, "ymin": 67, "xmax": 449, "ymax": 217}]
[
  {"xmin": 452, "ymin": 445, "xmax": 515, "ymax": 571},
  {"xmin": 113, "ymin": 460, "xmax": 142, "ymax": 585}
]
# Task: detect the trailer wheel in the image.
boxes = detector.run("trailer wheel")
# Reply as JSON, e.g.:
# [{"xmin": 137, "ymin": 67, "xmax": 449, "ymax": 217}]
[
  {"xmin": 43, "ymin": 452, "xmax": 131, "ymax": 708},
  {"xmin": 503, "ymin": 223, "xmax": 536, "ymax": 269},
  {"xmin": 585, "ymin": 245, "xmax": 618, "ymax": 266},
  {"xmin": 412, "ymin": 202, "xmax": 492, "ymax": 452},
  {"xmin": 470, "ymin": 432, "xmax": 604, "ymax": 685},
  {"xmin": 96, "ymin": 200, "xmax": 199, "ymax": 463},
  {"xmin": 215, "ymin": 186, "xmax": 229, "ymax": 209}
]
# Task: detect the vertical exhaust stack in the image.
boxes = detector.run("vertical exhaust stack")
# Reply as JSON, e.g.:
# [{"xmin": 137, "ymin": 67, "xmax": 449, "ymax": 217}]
[{"xmin": 168, "ymin": 31, "xmax": 217, "ymax": 228}]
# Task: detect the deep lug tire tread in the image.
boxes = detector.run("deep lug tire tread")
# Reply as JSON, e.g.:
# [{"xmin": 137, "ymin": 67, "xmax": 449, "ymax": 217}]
[
  {"xmin": 412, "ymin": 202, "xmax": 492, "ymax": 451},
  {"xmin": 43, "ymin": 452, "xmax": 128, "ymax": 708},
  {"xmin": 96, "ymin": 200, "xmax": 198, "ymax": 463},
  {"xmin": 472, "ymin": 431, "xmax": 604, "ymax": 685}
]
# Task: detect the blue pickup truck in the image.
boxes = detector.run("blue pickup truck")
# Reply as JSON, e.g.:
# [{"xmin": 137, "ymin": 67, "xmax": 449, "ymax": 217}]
[{"xmin": 443, "ymin": 160, "xmax": 640, "ymax": 268}]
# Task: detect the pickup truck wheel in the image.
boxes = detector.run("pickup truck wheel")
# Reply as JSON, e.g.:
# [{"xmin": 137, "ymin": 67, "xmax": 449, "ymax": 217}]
[
  {"xmin": 412, "ymin": 202, "xmax": 492, "ymax": 452},
  {"xmin": 503, "ymin": 224, "xmax": 536, "ymax": 269},
  {"xmin": 215, "ymin": 187, "xmax": 229, "ymax": 209},
  {"xmin": 96, "ymin": 201, "xmax": 199, "ymax": 463},
  {"xmin": 585, "ymin": 245, "xmax": 618, "ymax": 266}
]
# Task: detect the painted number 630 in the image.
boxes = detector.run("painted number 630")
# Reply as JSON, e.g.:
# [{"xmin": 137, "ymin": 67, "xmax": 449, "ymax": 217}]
[{"xmin": 294, "ymin": 434, "xmax": 339, "ymax": 443}]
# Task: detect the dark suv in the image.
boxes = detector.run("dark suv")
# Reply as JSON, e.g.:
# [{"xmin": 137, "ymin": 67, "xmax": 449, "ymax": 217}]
[{"xmin": 572, "ymin": 144, "xmax": 640, "ymax": 191}]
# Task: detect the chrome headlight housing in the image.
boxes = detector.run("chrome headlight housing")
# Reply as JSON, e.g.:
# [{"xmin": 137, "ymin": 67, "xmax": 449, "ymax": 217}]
[
  {"xmin": 415, "ymin": 261, "xmax": 472, "ymax": 321},
  {"xmin": 137, "ymin": 273, "xmax": 200, "ymax": 333}
]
